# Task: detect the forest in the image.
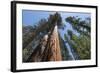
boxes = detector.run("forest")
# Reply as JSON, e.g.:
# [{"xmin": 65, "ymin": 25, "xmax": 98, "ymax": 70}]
[{"xmin": 22, "ymin": 12, "xmax": 91, "ymax": 62}]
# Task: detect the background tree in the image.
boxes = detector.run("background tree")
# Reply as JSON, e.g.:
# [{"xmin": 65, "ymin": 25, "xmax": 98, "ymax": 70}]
[
  {"xmin": 64, "ymin": 16, "xmax": 91, "ymax": 59},
  {"xmin": 65, "ymin": 16, "xmax": 91, "ymax": 37}
]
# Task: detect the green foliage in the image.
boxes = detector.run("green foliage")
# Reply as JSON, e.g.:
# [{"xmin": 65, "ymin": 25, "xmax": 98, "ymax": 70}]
[
  {"xmin": 67, "ymin": 30, "xmax": 73, "ymax": 39},
  {"xmin": 65, "ymin": 16, "xmax": 91, "ymax": 37},
  {"xmin": 77, "ymin": 35, "xmax": 90, "ymax": 59},
  {"xmin": 23, "ymin": 18, "xmax": 49, "ymax": 49},
  {"xmin": 23, "ymin": 48, "xmax": 29, "ymax": 62},
  {"xmin": 72, "ymin": 34, "xmax": 78, "ymax": 43},
  {"xmin": 64, "ymin": 34, "xmax": 68, "ymax": 41},
  {"xmin": 66, "ymin": 29, "xmax": 91, "ymax": 59},
  {"xmin": 65, "ymin": 16, "xmax": 91, "ymax": 59},
  {"xmin": 47, "ymin": 12, "xmax": 63, "ymax": 29}
]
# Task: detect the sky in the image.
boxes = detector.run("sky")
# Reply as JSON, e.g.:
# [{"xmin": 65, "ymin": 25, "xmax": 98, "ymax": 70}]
[
  {"xmin": 22, "ymin": 10, "xmax": 90, "ymax": 26},
  {"xmin": 22, "ymin": 10, "xmax": 91, "ymax": 40}
]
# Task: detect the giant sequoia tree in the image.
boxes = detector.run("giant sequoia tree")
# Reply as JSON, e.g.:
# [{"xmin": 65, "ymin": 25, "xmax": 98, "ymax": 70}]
[{"xmin": 23, "ymin": 12, "xmax": 64, "ymax": 62}]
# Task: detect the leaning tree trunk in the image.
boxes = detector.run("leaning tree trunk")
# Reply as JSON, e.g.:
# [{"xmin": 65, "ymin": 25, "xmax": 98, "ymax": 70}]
[{"xmin": 27, "ymin": 24, "xmax": 62, "ymax": 62}]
